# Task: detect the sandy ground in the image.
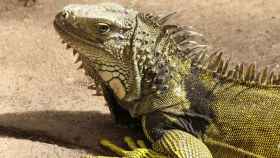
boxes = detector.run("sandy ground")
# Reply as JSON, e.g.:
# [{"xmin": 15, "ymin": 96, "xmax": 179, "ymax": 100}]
[{"xmin": 0, "ymin": 0, "xmax": 279, "ymax": 157}]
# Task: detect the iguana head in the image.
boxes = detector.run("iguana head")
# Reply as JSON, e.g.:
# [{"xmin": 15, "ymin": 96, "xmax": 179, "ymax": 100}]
[{"xmin": 54, "ymin": 3, "xmax": 144, "ymax": 102}]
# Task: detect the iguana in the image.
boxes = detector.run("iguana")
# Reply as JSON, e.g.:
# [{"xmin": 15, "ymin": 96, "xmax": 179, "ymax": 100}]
[{"xmin": 54, "ymin": 3, "xmax": 280, "ymax": 158}]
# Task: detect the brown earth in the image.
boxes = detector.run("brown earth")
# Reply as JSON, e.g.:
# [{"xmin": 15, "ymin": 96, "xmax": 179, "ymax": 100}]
[{"xmin": 0, "ymin": 0, "xmax": 279, "ymax": 157}]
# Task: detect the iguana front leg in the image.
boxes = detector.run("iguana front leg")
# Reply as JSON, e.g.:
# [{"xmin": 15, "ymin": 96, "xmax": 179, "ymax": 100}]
[
  {"xmin": 84, "ymin": 137, "xmax": 166, "ymax": 158},
  {"xmin": 88, "ymin": 112, "xmax": 212, "ymax": 158},
  {"xmin": 91, "ymin": 130, "xmax": 212, "ymax": 158}
]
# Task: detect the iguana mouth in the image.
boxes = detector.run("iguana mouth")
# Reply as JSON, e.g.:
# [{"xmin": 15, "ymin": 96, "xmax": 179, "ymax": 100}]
[
  {"xmin": 54, "ymin": 12, "xmax": 104, "ymax": 51},
  {"xmin": 54, "ymin": 11, "xmax": 109, "ymax": 70}
]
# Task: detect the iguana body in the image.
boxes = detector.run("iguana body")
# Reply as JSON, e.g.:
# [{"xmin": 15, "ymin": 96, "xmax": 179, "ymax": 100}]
[{"xmin": 54, "ymin": 3, "xmax": 280, "ymax": 158}]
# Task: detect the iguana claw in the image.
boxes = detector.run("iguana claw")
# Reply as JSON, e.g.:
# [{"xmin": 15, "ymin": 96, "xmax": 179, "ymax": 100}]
[{"xmin": 83, "ymin": 137, "xmax": 166, "ymax": 158}]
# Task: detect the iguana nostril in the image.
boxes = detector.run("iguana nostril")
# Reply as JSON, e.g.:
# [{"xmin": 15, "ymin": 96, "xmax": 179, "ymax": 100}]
[
  {"xmin": 61, "ymin": 11, "xmax": 67, "ymax": 19},
  {"xmin": 61, "ymin": 10, "xmax": 72, "ymax": 19}
]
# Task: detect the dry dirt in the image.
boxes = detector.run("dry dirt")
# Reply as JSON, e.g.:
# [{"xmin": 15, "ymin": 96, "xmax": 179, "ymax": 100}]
[{"xmin": 0, "ymin": 0, "xmax": 279, "ymax": 157}]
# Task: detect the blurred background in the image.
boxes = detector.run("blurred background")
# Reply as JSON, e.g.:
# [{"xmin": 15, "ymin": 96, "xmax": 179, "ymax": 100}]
[{"xmin": 0, "ymin": 0, "xmax": 279, "ymax": 157}]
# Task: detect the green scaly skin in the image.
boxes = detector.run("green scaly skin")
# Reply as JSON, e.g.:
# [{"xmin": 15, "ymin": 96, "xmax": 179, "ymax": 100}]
[{"xmin": 54, "ymin": 3, "xmax": 280, "ymax": 158}]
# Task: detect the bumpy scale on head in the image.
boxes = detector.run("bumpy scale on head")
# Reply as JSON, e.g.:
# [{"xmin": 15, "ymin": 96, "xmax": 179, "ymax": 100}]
[{"xmin": 54, "ymin": 3, "xmax": 142, "ymax": 101}]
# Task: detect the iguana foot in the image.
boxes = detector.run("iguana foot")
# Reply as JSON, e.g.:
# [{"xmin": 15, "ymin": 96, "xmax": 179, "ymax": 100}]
[{"xmin": 83, "ymin": 137, "xmax": 166, "ymax": 158}]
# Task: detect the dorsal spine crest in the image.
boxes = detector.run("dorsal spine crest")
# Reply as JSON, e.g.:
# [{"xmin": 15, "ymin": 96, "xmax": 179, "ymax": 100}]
[{"xmin": 158, "ymin": 18, "xmax": 280, "ymax": 87}]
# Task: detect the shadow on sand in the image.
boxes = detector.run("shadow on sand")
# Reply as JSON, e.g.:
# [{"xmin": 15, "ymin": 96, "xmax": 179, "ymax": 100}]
[{"xmin": 0, "ymin": 110, "xmax": 144, "ymax": 155}]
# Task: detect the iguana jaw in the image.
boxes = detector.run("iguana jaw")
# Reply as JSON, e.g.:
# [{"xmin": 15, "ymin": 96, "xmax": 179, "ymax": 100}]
[{"xmin": 54, "ymin": 12, "xmax": 104, "ymax": 51}]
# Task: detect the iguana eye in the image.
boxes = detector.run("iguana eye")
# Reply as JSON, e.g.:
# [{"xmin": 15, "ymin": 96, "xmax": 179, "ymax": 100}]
[{"xmin": 96, "ymin": 23, "xmax": 110, "ymax": 33}]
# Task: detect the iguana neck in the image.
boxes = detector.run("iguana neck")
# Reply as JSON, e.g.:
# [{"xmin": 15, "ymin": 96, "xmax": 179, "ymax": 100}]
[{"xmin": 124, "ymin": 31, "xmax": 194, "ymax": 117}]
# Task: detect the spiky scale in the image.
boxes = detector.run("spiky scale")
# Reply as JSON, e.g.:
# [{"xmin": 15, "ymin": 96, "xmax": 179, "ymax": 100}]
[
  {"xmin": 226, "ymin": 70, "xmax": 234, "ymax": 79},
  {"xmin": 77, "ymin": 63, "xmax": 84, "ymax": 70},
  {"xmin": 222, "ymin": 58, "xmax": 230, "ymax": 76},
  {"xmin": 268, "ymin": 71, "xmax": 275, "ymax": 85},
  {"xmin": 256, "ymin": 72, "xmax": 262, "ymax": 84},
  {"xmin": 233, "ymin": 65, "xmax": 239, "ymax": 80},
  {"xmin": 238, "ymin": 63, "xmax": 245, "ymax": 81},
  {"xmin": 158, "ymin": 12, "xmax": 176, "ymax": 24},
  {"xmin": 245, "ymin": 64, "xmax": 253, "ymax": 82},
  {"xmin": 208, "ymin": 52, "xmax": 223, "ymax": 71},
  {"xmin": 161, "ymin": 25, "xmax": 178, "ymax": 33},
  {"xmin": 186, "ymin": 30, "xmax": 203, "ymax": 37},
  {"xmin": 216, "ymin": 59, "xmax": 224, "ymax": 74},
  {"xmin": 260, "ymin": 67, "xmax": 268, "ymax": 85},
  {"xmin": 204, "ymin": 51, "xmax": 217, "ymax": 69},
  {"xmin": 197, "ymin": 51, "xmax": 206, "ymax": 64},
  {"xmin": 172, "ymin": 32, "xmax": 188, "ymax": 43},
  {"xmin": 73, "ymin": 49, "xmax": 78, "ymax": 55},
  {"xmin": 276, "ymin": 73, "xmax": 280, "ymax": 84},
  {"xmin": 74, "ymin": 55, "xmax": 81, "ymax": 63},
  {"xmin": 251, "ymin": 63, "xmax": 256, "ymax": 81}
]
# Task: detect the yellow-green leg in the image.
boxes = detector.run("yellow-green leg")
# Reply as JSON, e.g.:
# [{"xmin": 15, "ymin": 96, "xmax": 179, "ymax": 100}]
[
  {"xmin": 83, "ymin": 130, "xmax": 213, "ymax": 158},
  {"xmin": 83, "ymin": 136, "xmax": 166, "ymax": 158}
]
